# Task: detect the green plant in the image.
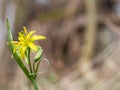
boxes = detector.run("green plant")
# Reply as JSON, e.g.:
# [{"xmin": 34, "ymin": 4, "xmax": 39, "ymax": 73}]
[{"xmin": 6, "ymin": 18, "xmax": 48, "ymax": 90}]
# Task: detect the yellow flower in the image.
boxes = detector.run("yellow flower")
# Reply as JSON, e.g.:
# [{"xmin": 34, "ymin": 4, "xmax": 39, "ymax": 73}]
[{"xmin": 12, "ymin": 26, "xmax": 46, "ymax": 59}]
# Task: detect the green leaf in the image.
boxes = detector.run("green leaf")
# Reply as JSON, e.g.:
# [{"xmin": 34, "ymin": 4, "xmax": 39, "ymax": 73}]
[
  {"xmin": 6, "ymin": 18, "xmax": 13, "ymax": 42},
  {"xmin": 34, "ymin": 46, "xmax": 43, "ymax": 63}
]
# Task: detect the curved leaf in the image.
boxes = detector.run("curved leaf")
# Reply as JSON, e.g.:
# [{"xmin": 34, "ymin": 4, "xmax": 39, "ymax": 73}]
[{"xmin": 34, "ymin": 46, "xmax": 43, "ymax": 63}]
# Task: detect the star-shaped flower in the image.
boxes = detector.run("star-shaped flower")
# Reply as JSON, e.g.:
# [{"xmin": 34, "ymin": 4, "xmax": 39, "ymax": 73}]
[{"xmin": 12, "ymin": 26, "xmax": 46, "ymax": 59}]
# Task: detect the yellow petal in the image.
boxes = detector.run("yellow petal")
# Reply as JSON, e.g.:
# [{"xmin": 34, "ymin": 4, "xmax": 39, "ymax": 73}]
[
  {"xmin": 29, "ymin": 42, "xmax": 38, "ymax": 51},
  {"xmin": 20, "ymin": 46, "xmax": 27, "ymax": 59},
  {"xmin": 18, "ymin": 34, "xmax": 25, "ymax": 41},
  {"xmin": 18, "ymin": 32, "xmax": 24, "ymax": 37},
  {"xmin": 31, "ymin": 35, "xmax": 46, "ymax": 41},
  {"xmin": 29, "ymin": 31, "xmax": 35, "ymax": 35},
  {"xmin": 23, "ymin": 26, "xmax": 27, "ymax": 34},
  {"xmin": 26, "ymin": 31, "xmax": 36, "ymax": 39}
]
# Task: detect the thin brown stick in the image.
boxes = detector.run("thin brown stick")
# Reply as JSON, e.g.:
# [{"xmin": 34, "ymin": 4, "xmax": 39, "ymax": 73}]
[{"xmin": 78, "ymin": 0, "xmax": 98, "ymax": 81}]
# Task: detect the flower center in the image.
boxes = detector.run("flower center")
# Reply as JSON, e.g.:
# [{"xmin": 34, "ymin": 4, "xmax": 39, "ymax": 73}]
[{"xmin": 24, "ymin": 38, "xmax": 31, "ymax": 46}]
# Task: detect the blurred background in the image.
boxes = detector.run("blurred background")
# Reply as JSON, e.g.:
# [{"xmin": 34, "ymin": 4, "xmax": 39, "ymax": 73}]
[{"xmin": 1, "ymin": 0, "xmax": 120, "ymax": 90}]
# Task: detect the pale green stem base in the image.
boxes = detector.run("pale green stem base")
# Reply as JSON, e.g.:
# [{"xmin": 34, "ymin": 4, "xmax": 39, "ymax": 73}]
[{"xmin": 32, "ymin": 80, "xmax": 38, "ymax": 90}]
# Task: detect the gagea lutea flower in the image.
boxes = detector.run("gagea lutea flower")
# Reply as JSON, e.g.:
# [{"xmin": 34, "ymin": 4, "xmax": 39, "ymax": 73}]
[{"xmin": 12, "ymin": 26, "xmax": 46, "ymax": 59}]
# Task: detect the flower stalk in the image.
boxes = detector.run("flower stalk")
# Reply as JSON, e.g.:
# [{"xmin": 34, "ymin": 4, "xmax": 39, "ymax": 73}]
[
  {"xmin": 32, "ymin": 79, "xmax": 39, "ymax": 90},
  {"xmin": 27, "ymin": 47, "xmax": 33, "ymax": 74}
]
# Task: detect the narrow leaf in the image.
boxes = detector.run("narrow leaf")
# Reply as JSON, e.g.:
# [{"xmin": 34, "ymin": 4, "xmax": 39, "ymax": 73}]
[
  {"xmin": 6, "ymin": 18, "xmax": 13, "ymax": 42},
  {"xmin": 34, "ymin": 46, "xmax": 43, "ymax": 63}
]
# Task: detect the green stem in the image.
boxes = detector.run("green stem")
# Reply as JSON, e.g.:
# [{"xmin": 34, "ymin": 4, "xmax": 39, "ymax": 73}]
[
  {"xmin": 32, "ymin": 79, "xmax": 39, "ymax": 90},
  {"xmin": 34, "ymin": 61, "xmax": 41, "ymax": 78},
  {"xmin": 28, "ymin": 47, "xmax": 33, "ymax": 74}
]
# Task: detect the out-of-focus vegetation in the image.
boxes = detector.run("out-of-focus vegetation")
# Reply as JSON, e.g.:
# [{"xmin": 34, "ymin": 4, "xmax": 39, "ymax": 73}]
[{"xmin": 0, "ymin": 0, "xmax": 120, "ymax": 90}]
